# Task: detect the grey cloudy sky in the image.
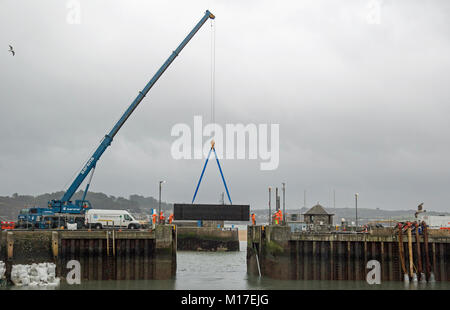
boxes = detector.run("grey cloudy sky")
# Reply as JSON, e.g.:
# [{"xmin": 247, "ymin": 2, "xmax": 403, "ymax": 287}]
[{"xmin": 1, "ymin": 0, "xmax": 450, "ymax": 212}]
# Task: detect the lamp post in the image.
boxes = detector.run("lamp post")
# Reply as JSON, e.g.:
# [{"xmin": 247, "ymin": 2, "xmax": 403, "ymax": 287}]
[
  {"xmin": 159, "ymin": 180, "xmax": 166, "ymax": 223},
  {"xmin": 355, "ymin": 193, "xmax": 359, "ymax": 230},
  {"xmin": 282, "ymin": 182, "xmax": 286, "ymax": 225},
  {"xmin": 268, "ymin": 187, "xmax": 272, "ymax": 225}
]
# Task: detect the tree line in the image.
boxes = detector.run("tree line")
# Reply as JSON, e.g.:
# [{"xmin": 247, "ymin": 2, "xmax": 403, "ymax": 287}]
[{"xmin": 0, "ymin": 191, "xmax": 173, "ymax": 220}]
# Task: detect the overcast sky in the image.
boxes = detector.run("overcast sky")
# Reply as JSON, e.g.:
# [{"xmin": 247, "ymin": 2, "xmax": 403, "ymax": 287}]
[{"xmin": 1, "ymin": 0, "xmax": 450, "ymax": 212}]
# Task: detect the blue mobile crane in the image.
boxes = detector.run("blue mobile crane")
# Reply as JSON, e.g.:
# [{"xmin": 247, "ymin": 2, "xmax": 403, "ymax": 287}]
[{"xmin": 16, "ymin": 10, "xmax": 216, "ymax": 229}]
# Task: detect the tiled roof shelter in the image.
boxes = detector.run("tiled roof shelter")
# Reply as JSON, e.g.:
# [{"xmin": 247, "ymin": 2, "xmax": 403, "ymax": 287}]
[{"xmin": 303, "ymin": 204, "xmax": 334, "ymax": 225}]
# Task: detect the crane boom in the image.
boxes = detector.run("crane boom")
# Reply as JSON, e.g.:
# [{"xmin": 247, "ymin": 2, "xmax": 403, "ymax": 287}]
[{"xmin": 49, "ymin": 10, "xmax": 215, "ymax": 212}]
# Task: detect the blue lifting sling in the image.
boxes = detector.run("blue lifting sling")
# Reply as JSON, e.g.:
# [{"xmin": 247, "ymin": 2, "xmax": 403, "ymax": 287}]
[{"xmin": 191, "ymin": 141, "xmax": 232, "ymax": 204}]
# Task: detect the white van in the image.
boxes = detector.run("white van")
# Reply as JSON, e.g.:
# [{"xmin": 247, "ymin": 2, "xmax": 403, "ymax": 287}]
[{"xmin": 85, "ymin": 209, "xmax": 141, "ymax": 229}]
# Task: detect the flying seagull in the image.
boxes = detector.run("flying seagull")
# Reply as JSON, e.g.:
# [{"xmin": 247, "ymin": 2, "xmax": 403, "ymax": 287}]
[
  {"xmin": 417, "ymin": 202, "xmax": 424, "ymax": 211},
  {"xmin": 415, "ymin": 202, "xmax": 425, "ymax": 218},
  {"xmin": 8, "ymin": 45, "xmax": 15, "ymax": 56}
]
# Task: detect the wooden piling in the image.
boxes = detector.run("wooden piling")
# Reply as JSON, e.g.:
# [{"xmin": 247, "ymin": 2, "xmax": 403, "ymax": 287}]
[
  {"xmin": 329, "ymin": 240, "xmax": 334, "ymax": 281},
  {"xmin": 347, "ymin": 241, "xmax": 351, "ymax": 280},
  {"xmin": 423, "ymin": 223, "xmax": 431, "ymax": 279},
  {"xmin": 380, "ymin": 241, "xmax": 385, "ymax": 281},
  {"xmin": 303, "ymin": 241, "xmax": 309, "ymax": 280},
  {"xmin": 98, "ymin": 239, "xmax": 103, "ymax": 280},
  {"xmin": 432, "ymin": 242, "xmax": 436, "ymax": 277},
  {"xmin": 320, "ymin": 241, "xmax": 326, "ymax": 280},
  {"xmin": 398, "ymin": 225, "xmax": 407, "ymax": 277},
  {"xmin": 440, "ymin": 243, "xmax": 445, "ymax": 281},
  {"xmin": 354, "ymin": 241, "xmax": 361, "ymax": 281},
  {"xmin": 51, "ymin": 231, "xmax": 59, "ymax": 262},
  {"xmin": 415, "ymin": 224, "xmax": 422, "ymax": 275},
  {"xmin": 407, "ymin": 226, "xmax": 414, "ymax": 277},
  {"xmin": 388, "ymin": 242, "xmax": 393, "ymax": 281},
  {"xmin": 6, "ymin": 232, "xmax": 13, "ymax": 260},
  {"xmin": 106, "ymin": 231, "xmax": 109, "ymax": 256},
  {"xmin": 312, "ymin": 241, "xmax": 316, "ymax": 280}
]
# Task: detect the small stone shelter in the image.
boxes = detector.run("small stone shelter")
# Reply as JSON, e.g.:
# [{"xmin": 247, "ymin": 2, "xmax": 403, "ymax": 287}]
[{"xmin": 303, "ymin": 204, "xmax": 334, "ymax": 225}]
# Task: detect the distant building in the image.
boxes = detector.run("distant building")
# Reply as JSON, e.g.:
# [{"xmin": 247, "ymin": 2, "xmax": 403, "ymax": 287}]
[
  {"xmin": 286, "ymin": 213, "xmax": 303, "ymax": 222},
  {"xmin": 285, "ymin": 213, "xmax": 306, "ymax": 232},
  {"xmin": 303, "ymin": 204, "xmax": 334, "ymax": 225}
]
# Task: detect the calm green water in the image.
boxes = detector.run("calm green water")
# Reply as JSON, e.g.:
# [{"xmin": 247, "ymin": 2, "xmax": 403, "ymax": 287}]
[{"xmin": 5, "ymin": 242, "xmax": 450, "ymax": 290}]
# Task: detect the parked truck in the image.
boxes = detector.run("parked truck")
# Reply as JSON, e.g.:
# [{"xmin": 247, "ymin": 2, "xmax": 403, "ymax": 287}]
[
  {"xmin": 84, "ymin": 209, "xmax": 141, "ymax": 229},
  {"xmin": 16, "ymin": 207, "xmax": 87, "ymax": 229}
]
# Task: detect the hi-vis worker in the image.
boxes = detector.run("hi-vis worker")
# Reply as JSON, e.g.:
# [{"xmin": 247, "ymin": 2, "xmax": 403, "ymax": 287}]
[
  {"xmin": 273, "ymin": 211, "xmax": 279, "ymax": 225},
  {"xmin": 278, "ymin": 210, "xmax": 283, "ymax": 224},
  {"xmin": 152, "ymin": 213, "xmax": 157, "ymax": 229},
  {"xmin": 274, "ymin": 210, "xmax": 282, "ymax": 225},
  {"xmin": 251, "ymin": 213, "xmax": 256, "ymax": 226},
  {"xmin": 159, "ymin": 211, "xmax": 165, "ymax": 224},
  {"xmin": 168, "ymin": 214, "xmax": 174, "ymax": 224}
]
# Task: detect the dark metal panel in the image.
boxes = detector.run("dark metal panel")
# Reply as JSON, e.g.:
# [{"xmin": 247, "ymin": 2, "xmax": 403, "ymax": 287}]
[{"xmin": 174, "ymin": 204, "xmax": 250, "ymax": 221}]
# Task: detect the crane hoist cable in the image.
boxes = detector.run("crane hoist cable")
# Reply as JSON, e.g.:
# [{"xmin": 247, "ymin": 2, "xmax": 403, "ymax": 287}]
[
  {"xmin": 210, "ymin": 18, "xmax": 216, "ymax": 127},
  {"xmin": 191, "ymin": 19, "xmax": 233, "ymax": 205}
]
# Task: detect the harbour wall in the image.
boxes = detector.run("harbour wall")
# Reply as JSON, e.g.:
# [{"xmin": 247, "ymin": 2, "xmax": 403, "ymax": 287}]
[
  {"xmin": 0, "ymin": 225, "xmax": 176, "ymax": 281},
  {"xmin": 247, "ymin": 225, "xmax": 450, "ymax": 281}
]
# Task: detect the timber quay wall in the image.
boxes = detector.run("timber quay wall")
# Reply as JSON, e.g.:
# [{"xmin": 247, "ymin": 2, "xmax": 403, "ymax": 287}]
[
  {"xmin": 176, "ymin": 227, "xmax": 239, "ymax": 251},
  {"xmin": 247, "ymin": 225, "xmax": 450, "ymax": 281},
  {"xmin": 0, "ymin": 225, "xmax": 176, "ymax": 281}
]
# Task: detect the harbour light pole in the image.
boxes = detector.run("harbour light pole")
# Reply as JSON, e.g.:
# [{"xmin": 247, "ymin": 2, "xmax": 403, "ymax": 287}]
[
  {"xmin": 355, "ymin": 193, "xmax": 359, "ymax": 230},
  {"xmin": 159, "ymin": 180, "xmax": 166, "ymax": 223},
  {"xmin": 282, "ymin": 182, "xmax": 286, "ymax": 225},
  {"xmin": 268, "ymin": 187, "xmax": 272, "ymax": 225}
]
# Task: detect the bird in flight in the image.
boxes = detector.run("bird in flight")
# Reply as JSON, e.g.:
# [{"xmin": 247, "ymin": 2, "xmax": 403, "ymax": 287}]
[{"xmin": 8, "ymin": 45, "xmax": 15, "ymax": 56}]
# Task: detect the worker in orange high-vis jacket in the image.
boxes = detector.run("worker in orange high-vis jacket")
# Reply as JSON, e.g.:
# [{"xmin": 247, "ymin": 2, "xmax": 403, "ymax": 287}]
[
  {"xmin": 159, "ymin": 211, "xmax": 165, "ymax": 224},
  {"xmin": 251, "ymin": 213, "xmax": 256, "ymax": 225},
  {"xmin": 168, "ymin": 214, "xmax": 174, "ymax": 224},
  {"xmin": 278, "ymin": 210, "xmax": 283, "ymax": 224},
  {"xmin": 151, "ymin": 213, "xmax": 157, "ymax": 229}
]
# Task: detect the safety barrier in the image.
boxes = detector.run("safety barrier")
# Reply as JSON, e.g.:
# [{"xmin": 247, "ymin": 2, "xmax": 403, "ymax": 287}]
[{"xmin": 1, "ymin": 221, "xmax": 15, "ymax": 230}]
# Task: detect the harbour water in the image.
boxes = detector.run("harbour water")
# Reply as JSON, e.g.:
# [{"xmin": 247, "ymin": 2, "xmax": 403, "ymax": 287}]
[{"xmin": 5, "ymin": 241, "xmax": 450, "ymax": 290}]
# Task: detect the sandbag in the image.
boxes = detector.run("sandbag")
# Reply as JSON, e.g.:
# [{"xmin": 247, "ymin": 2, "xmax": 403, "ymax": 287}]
[{"xmin": 10, "ymin": 263, "xmax": 60, "ymax": 287}]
